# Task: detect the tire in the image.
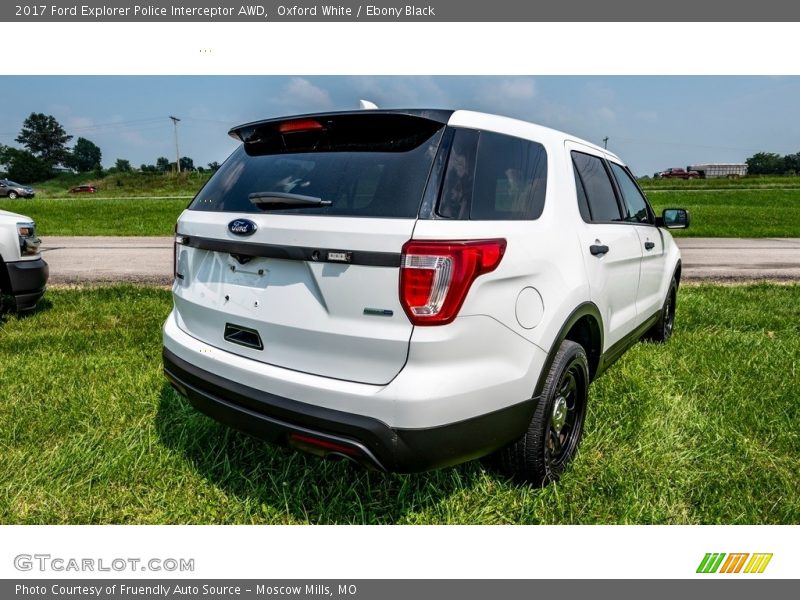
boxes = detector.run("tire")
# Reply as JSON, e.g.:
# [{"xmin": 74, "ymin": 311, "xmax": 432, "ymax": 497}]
[
  {"xmin": 7, "ymin": 191, "xmax": 18, "ymax": 199},
  {"xmin": 645, "ymin": 278, "xmax": 677, "ymax": 343},
  {"xmin": 496, "ymin": 340, "xmax": 589, "ymax": 486}
]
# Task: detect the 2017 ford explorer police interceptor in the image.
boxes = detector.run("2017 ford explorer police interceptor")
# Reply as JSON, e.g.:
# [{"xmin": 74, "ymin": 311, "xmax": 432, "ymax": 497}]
[{"xmin": 163, "ymin": 109, "xmax": 689, "ymax": 485}]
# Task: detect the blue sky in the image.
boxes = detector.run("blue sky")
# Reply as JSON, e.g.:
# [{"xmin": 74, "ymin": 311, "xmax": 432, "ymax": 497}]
[{"xmin": 1, "ymin": 76, "xmax": 799, "ymax": 176}]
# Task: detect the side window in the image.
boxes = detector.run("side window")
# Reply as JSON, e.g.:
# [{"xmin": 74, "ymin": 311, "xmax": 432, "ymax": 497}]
[
  {"xmin": 571, "ymin": 151, "xmax": 624, "ymax": 222},
  {"xmin": 438, "ymin": 129, "xmax": 548, "ymax": 220},
  {"xmin": 573, "ymin": 163, "xmax": 592, "ymax": 222},
  {"xmin": 438, "ymin": 128, "xmax": 478, "ymax": 219},
  {"xmin": 609, "ymin": 162, "xmax": 653, "ymax": 224}
]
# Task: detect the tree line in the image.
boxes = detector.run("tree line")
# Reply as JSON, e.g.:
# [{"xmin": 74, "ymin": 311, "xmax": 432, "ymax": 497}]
[
  {"xmin": 0, "ymin": 113, "xmax": 220, "ymax": 183},
  {"xmin": 746, "ymin": 152, "xmax": 800, "ymax": 175}
]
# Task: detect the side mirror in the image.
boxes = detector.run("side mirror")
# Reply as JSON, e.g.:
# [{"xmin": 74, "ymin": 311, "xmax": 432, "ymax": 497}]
[{"xmin": 658, "ymin": 208, "xmax": 690, "ymax": 229}]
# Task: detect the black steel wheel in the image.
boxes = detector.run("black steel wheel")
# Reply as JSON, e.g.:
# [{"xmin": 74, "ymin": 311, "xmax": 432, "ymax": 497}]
[
  {"xmin": 497, "ymin": 339, "xmax": 589, "ymax": 486},
  {"xmin": 645, "ymin": 278, "xmax": 677, "ymax": 343}
]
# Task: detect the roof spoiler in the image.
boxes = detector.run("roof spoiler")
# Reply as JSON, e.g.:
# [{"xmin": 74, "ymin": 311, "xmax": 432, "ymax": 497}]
[{"xmin": 228, "ymin": 109, "xmax": 454, "ymax": 142}]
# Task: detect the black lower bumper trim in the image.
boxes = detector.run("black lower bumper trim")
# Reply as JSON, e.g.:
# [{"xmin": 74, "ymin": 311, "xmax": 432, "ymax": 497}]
[
  {"xmin": 4, "ymin": 258, "xmax": 48, "ymax": 311},
  {"xmin": 163, "ymin": 347, "xmax": 536, "ymax": 473}
]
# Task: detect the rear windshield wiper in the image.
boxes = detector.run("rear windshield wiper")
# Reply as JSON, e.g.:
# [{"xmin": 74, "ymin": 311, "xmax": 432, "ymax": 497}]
[{"xmin": 249, "ymin": 191, "xmax": 332, "ymax": 208}]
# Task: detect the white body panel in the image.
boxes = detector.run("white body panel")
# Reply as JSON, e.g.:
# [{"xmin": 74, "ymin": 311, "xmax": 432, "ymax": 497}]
[{"xmin": 174, "ymin": 212, "xmax": 416, "ymax": 385}]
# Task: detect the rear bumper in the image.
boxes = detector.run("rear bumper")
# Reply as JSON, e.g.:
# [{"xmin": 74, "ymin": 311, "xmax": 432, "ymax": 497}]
[
  {"xmin": 5, "ymin": 257, "xmax": 48, "ymax": 311},
  {"xmin": 163, "ymin": 347, "xmax": 536, "ymax": 473}
]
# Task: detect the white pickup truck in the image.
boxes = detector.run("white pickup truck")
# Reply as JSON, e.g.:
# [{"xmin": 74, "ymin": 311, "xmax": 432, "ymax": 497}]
[{"xmin": 0, "ymin": 209, "xmax": 48, "ymax": 312}]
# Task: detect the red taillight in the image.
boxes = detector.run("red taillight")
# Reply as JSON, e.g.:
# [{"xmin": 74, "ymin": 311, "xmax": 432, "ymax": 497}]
[
  {"xmin": 278, "ymin": 119, "xmax": 324, "ymax": 134},
  {"xmin": 400, "ymin": 239, "xmax": 506, "ymax": 325}
]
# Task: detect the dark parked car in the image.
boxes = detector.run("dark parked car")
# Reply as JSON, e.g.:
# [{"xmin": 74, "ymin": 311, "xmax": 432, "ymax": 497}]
[
  {"xmin": 0, "ymin": 179, "xmax": 35, "ymax": 199},
  {"xmin": 70, "ymin": 185, "xmax": 97, "ymax": 193}
]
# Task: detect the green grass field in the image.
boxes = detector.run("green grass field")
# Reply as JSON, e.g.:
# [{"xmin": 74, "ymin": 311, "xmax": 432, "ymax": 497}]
[
  {"xmin": 647, "ymin": 189, "xmax": 800, "ymax": 237},
  {"xmin": 641, "ymin": 174, "xmax": 800, "ymax": 190},
  {"xmin": 29, "ymin": 171, "xmax": 211, "ymax": 199},
  {"xmin": 0, "ymin": 197, "xmax": 188, "ymax": 236},
  {"xmin": 1, "ymin": 284, "xmax": 797, "ymax": 524}
]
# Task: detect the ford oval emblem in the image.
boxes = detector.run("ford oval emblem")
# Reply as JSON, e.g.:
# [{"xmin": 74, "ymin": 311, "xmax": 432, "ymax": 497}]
[{"xmin": 228, "ymin": 219, "xmax": 257, "ymax": 236}]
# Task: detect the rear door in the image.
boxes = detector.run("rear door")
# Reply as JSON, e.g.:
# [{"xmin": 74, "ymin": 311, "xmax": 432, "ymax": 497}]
[
  {"xmin": 569, "ymin": 144, "xmax": 642, "ymax": 349},
  {"xmin": 173, "ymin": 112, "xmax": 448, "ymax": 385}
]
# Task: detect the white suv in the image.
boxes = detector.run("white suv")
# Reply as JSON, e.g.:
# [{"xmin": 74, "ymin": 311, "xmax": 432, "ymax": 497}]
[{"xmin": 163, "ymin": 109, "xmax": 689, "ymax": 485}]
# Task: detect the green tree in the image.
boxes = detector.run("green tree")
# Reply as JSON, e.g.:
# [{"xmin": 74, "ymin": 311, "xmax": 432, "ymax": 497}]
[
  {"xmin": 67, "ymin": 137, "xmax": 102, "ymax": 172},
  {"xmin": 2, "ymin": 148, "xmax": 52, "ymax": 183},
  {"xmin": 783, "ymin": 152, "xmax": 800, "ymax": 175},
  {"xmin": 746, "ymin": 152, "xmax": 784, "ymax": 175},
  {"xmin": 207, "ymin": 161, "xmax": 221, "ymax": 172},
  {"xmin": 115, "ymin": 158, "xmax": 132, "ymax": 172},
  {"xmin": 179, "ymin": 156, "xmax": 195, "ymax": 172},
  {"xmin": 155, "ymin": 157, "xmax": 171, "ymax": 172},
  {"xmin": 15, "ymin": 112, "xmax": 73, "ymax": 166}
]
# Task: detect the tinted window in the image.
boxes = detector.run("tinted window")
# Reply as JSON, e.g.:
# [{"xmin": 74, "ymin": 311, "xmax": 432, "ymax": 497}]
[
  {"xmin": 573, "ymin": 164, "xmax": 591, "ymax": 222},
  {"xmin": 438, "ymin": 128, "xmax": 478, "ymax": 219},
  {"xmin": 438, "ymin": 129, "xmax": 548, "ymax": 220},
  {"xmin": 571, "ymin": 152, "xmax": 623, "ymax": 222},
  {"xmin": 609, "ymin": 162, "xmax": 652, "ymax": 224},
  {"xmin": 190, "ymin": 115, "xmax": 444, "ymax": 218}
]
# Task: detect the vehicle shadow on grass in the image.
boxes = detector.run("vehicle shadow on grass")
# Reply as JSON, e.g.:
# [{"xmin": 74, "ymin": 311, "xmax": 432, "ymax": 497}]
[
  {"xmin": 155, "ymin": 384, "xmax": 494, "ymax": 524},
  {"xmin": 0, "ymin": 297, "xmax": 52, "ymax": 325}
]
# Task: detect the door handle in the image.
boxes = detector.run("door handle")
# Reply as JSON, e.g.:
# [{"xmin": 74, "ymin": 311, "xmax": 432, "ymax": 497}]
[
  {"xmin": 589, "ymin": 244, "xmax": 609, "ymax": 256},
  {"xmin": 644, "ymin": 241, "xmax": 655, "ymax": 250}
]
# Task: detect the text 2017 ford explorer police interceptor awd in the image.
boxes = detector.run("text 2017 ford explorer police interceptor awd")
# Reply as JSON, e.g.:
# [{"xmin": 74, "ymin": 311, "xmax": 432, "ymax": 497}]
[{"xmin": 163, "ymin": 109, "xmax": 689, "ymax": 485}]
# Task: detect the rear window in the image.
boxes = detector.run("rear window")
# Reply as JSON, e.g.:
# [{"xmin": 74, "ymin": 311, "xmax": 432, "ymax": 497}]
[
  {"xmin": 437, "ymin": 129, "xmax": 547, "ymax": 220},
  {"xmin": 189, "ymin": 114, "xmax": 445, "ymax": 218}
]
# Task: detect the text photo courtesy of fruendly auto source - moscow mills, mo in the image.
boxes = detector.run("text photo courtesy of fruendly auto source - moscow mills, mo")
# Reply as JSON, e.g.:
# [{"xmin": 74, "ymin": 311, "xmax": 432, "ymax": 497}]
[{"xmin": 0, "ymin": 75, "xmax": 798, "ymax": 525}]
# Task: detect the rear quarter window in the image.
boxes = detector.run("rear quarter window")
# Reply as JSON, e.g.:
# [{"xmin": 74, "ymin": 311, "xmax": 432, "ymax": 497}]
[{"xmin": 437, "ymin": 129, "xmax": 547, "ymax": 220}]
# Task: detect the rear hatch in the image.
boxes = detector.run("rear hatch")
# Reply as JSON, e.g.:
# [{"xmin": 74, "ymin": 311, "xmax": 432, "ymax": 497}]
[{"xmin": 173, "ymin": 110, "xmax": 450, "ymax": 385}]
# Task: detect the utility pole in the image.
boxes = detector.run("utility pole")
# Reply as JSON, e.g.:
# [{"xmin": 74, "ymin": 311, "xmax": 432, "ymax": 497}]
[
  {"xmin": 602, "ymin": 136, "xmax": 609, "ymax": 149},
  {"xmin": 169, "ymin": 116, "xmax": 181, "ymax": 173}
]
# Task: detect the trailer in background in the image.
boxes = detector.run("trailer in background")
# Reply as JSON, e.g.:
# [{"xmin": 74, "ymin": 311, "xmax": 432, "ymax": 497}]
[{"xmin": 687, "ymin": 163, "xmax": 748, "ymax": 179}]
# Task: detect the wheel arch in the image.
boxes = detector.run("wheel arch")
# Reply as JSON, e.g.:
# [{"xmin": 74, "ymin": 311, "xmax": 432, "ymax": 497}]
[{"xmin": 533, "ymin": 302, "xmax": 603, "ymax": 397}]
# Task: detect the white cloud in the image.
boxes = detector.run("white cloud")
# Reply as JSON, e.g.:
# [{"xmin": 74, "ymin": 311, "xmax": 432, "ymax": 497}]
[
  {"xmin": 596, "ymin": 106, "xmax": 616, "ymax": 122},
  {"xmin": 468, "ymin": 77, "xmax": 538, "ymax": 119},
  {"xmin": 67, "ymin": 116, "xmax": 94, "ymax": 130},
  {"xmin": 496, "ymin": 78, "xmax": 537, "ymax": 100},
  {"xmin": 349, "ymin": 76, "xmax": 450, "ymax": 108},
  {"xmin": 282, "ymin": 77, "xmax": 334, "ymax": 111}
]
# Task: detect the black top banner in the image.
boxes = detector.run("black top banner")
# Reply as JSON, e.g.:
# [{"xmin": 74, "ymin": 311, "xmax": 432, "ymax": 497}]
[{"xmin": 3, "ymin": 0, "xmax": 797, "ymax": 22}]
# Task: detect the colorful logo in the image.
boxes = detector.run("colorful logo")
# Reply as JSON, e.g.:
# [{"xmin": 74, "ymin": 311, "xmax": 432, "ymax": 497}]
[{"xmin": 697, "ymin": 553, "xmax": 773, "ymax": 574}]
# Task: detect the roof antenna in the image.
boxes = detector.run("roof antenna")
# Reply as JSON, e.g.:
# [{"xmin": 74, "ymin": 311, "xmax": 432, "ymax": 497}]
[{"xmin": 359, "ymin": 99, "xmax": 379, "ymax": 110}]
